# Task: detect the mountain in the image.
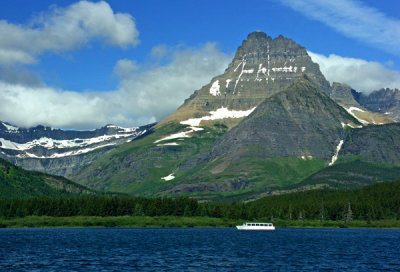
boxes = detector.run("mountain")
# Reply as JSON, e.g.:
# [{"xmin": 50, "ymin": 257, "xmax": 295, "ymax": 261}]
[
  {"xmin": 202, "ymin": 79, "xmax": 358, "ymax": 162},
  {"xmin": 0, "ymin": 122, "xmax": 153, "ymax": 177},
  {"xmin": 329, "ymin": 83, "xmax": 393, "ymax": 125},
  {"xmin": 72, "ymin": 32, "xmax": 335, "ymax": 197},
  {"xmin": 264, "ymin": 123, "xmax": 400, "ymax": 195},
  {"xmin": 339, "ymin": 123, "xmax": 400, "ymax": 164},
  {"xmin": 159, "ymin": 31, "xmax": 331, "ymax": 128},
  {"xmin": 356, "ymin": 88, "xmax": 400, "ymax": 122},
  {"xmin": 33, "ymin": 31, "xmax": 400, "ymax": 201},
  {"xmin": 156, "ymin": 78, "xmax": 361, "ymax": 198},
  {"xmin": 0, "ymin": 157, "xmax": 97, "ymax": 198}
]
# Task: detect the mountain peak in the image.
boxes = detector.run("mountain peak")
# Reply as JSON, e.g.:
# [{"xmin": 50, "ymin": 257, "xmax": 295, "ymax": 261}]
[
  {"xmin": 246, "ymin": 31, "xmax": 271, "ymax": 41},
  {"xmin": 159, "ymin": 31, "xmax": 331, "ymax": 127}
]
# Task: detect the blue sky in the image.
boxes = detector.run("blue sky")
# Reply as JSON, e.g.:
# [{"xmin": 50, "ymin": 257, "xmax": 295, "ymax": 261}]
[{"xmin": 0, "ymin": 0, "xmax": 399, "ymax": 129}]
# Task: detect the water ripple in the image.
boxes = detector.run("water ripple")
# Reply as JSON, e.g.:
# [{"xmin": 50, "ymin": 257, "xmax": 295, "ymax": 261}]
[{"xmin": 0, "ymin": 227, "xmax": 399, "ymax": 271}]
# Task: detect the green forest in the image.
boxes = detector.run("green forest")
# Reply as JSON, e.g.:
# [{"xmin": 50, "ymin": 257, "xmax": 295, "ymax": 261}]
[{"xmin": 1, "ymin": 180, "xmax": 399, "ymax": 224}]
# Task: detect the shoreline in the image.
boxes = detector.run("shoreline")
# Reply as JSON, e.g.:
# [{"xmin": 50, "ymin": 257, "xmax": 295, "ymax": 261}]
[{"xmin": 1, "ymin": 216, "xmax": 400, "ymax": 229}]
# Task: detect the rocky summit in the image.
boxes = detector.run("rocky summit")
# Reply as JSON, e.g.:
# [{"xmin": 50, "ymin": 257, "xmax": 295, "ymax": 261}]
[{"xmin": 159, "ymin": 31, "xmax": 331, "ymax": 128}]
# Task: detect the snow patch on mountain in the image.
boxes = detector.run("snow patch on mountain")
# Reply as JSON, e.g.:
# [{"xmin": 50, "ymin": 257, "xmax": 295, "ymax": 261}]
[
  {"xmin": 341, "ymin": 122, "xmax": 362, "ymax": 129},
  {"xmin": 105, "ymin": 125, "xmax": 139, "ymax": 132},
  {"xmin": 154, "ymin": 127, "xmax": 204, "ymax": 144},
  {"xmin": 18, "ymin": 143, "xmax": 116, "ymax": 159},
  {"xmin": 161, "ymin": 173, "xmax": 175, "ymax": 181},
  {"xmin": 0, "ymin": 132, "xmax": 141, "ymax": 151},
  {"xmin": 329, "ymin": 140, "xmax": 344, "ymax": 166},
  {"xmin": 157, "ymin": 142, "xmax": 180, "ymax": 146},
  {"xmin": 344, "ymin": 107, "xmax": 369, "ymax": 125},
  {"xmin": 1, "ymin": 122, "xmax": 19, "ymax": 132},
  {"xmin": 180, "ymin": 107, "xmax": 256, "ymax": 127},
  {"xmin": 209, "ymin": 80, "xmax": 221, "ymax": 96}
]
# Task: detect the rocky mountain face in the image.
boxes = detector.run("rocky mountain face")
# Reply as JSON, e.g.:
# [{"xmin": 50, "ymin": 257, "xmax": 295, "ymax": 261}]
[
  {"xmin": 329, "ymin": 83, "xmax": 393, "ymax": 125},
  {"xmin": 159, "ymin": 31, "xmax": 331, "ymax": 128},
  {"xmin": 156, "ymin": 79, "xmax": 359, "ymax": 196},
  {"xmin": 339, "ymin": 123, "xmax": 400, "ymax": 164},
  {"xmin": 201, "ymin": 79, "xmax": 358, "ymax": 163},
  {"xmin": 330, "ymin": 82, "xmax": 360, "ymax": 107},
  {"xmin": 356, "ymin": 88, "xmax": 400, "ymax": 122},
  {"xmin": 0, "ymin": 122, "xmax": 153, "ymax": 177}
]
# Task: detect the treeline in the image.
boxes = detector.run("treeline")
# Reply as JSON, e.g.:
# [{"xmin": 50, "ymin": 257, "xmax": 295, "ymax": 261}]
[
  {"xmin": 1, "ymin": 181, "xmax": 400, "ymax": 222},
  {"xmin": 0, "ymin": 197, "xmax": 225, "ymax": 218},
  {"xmin": 248, "ymin": 180, "xmax": 400, "ymax": 221}
]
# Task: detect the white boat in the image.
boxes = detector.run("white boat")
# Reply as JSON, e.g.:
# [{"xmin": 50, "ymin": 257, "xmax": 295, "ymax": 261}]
[{"xmin": 236, "ymin": 222, "xmax": 275, "ymax": 230}]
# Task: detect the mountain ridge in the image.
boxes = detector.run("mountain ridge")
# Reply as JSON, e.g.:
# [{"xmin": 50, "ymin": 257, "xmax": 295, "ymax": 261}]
[
  {"xmin": 0, "ymin": 121, "xmax": 154, "ymax": 177},
  {"xmin": 0, "ymin": 157, "xmax": 99, "ymax": 198}
]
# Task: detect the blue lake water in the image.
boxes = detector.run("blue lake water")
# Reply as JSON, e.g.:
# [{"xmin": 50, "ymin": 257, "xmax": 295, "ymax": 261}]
[{"xmin": 0, "ymin": 227, "xmax": 399, "ymax": 271}]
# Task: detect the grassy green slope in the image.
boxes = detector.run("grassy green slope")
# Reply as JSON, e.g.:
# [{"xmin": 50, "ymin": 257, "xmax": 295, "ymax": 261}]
[
  {"xmin": 72, "ymin": 122, "xmax": 330, "ymax": 201},
  {"xmin": 0, "ymin": 158, "xmax": 97, "ymax": 198},
  {"xmin": 167, "ymin": 156, "xmax": 327, "ymax": 201},
  {"xmin": 72, "ymin": 123, "xmax": 230, "ymax": 196},
  {"xmin": 287, "ymin": 158, "xmax": 400, "ymax": 192}
]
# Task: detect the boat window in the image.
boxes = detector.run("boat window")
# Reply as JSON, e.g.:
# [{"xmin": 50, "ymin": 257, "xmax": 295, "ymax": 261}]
[{"xmin": 256, "ymin": 224, "xmax": 259, "ymax": 226}]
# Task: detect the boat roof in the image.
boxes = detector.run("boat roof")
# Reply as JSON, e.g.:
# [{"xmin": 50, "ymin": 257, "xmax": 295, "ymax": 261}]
[{"xmin": 245, "ymin": 222, "xmax": 273, "ymax": 224}]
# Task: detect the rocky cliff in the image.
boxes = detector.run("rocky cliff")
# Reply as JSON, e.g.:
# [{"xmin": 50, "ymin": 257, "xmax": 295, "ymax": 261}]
[
  {"xmin": 356, "ymin": 88, "xmax": 400, "ymax": 122},
  {"xmin": 159, "ymin": 31, "xmax": 331, "ymax": 127}
]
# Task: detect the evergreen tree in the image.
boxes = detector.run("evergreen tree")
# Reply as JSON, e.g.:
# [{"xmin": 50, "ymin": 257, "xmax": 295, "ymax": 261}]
[
  {"xmin": 183, "ymin": 206, "xmax": 192, "ymax": 217},
  {"xmin": 134, "ymin": 203, "xmax": 144, "ymax": 216},
  {"xmin": 344, "ymin": 202, "xmax": 353, "ymax": 223},
  {"xmin": 320, "ymin": 201, "xmax": 325, "ymax": 222}
]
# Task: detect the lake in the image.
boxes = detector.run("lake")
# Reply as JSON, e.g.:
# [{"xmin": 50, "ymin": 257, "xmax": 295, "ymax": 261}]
[{"xmin": 0, "ymin": 227, "xmax": 399, "ymax": 271}]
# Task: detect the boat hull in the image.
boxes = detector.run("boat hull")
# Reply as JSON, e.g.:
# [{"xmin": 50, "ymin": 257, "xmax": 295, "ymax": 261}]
[{"xmin": 236, "ymin": 225, "xmax": 275, "ymax": 230}]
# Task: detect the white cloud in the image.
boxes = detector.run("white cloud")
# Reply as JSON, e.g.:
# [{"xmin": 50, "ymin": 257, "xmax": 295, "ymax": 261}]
[
  {"xmin": 116, "ymin": 43, "xmax": 231, "ymax": 122},
  {"xmin": 279, "ymin": 0, "xmax": 400, "ymax": 56},
  {"xmin": 0, "ymin": 1, "xmax": 139, "ymax": 65},
  {"xmin": 309, "ymin": 52, "xmax": 400, "ymax": 93},
  {"xmin": 151, "ymin": 45, "xmax": 168, "ymax": 59},
  {"xmin": 0, "ymin": 43, "xmax": 231, "ymax": 129},
  {"xmin": 0, "ymin": 66, "xmax": 43, "ymax": 87},
  {"xmin": 113, "ymin": 59, "xmax": 139, "ymax": 79}
]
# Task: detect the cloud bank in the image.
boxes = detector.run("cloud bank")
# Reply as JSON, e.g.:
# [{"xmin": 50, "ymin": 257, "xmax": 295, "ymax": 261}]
[
  {"xmin": 279, "ymin": 0, "xmax": 400, "ymax": 56},
  {"xmin": 0, "ymin": 0, "xmax": 139, "ymax": 65},
  {"xmin": 309, "ymin": 52, "xmax": 400, "ymax": 93},
  {"xmin": 0, "ymin": 43, "xmax": 231, "ymax": 129}
]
